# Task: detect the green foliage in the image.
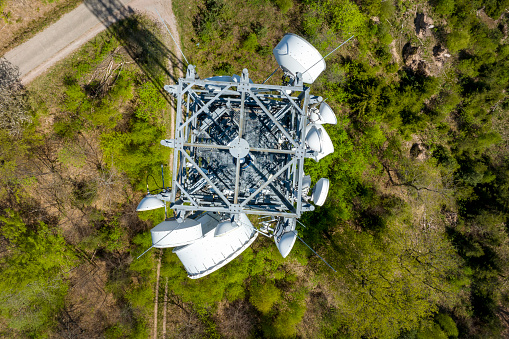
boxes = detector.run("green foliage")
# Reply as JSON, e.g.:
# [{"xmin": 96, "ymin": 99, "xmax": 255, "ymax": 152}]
[
  {"xmin": 447, "ymin": 29, "xmax": 470, "ymax": 53},
  {"xmin": 272, "ymin": 0, "xmax": 293, "ymax": 13},
  {"xmin": 435, "ymin": 313, "xmax": 459, "ymax": 337},
  {"xmin": 328, "ymin": 0, "xmax": 366, "ymax": 34},
  {"xmin": 0, "ymin": 210, "xmax": 77, "ymax": 335},
  {"xmin": 249, "ymin": 280, "xmax": 281, "ymax": 313},
  {"xmin": 432, "ymin": 0, "xmax": 455, "ymax": 17},
  {"xmin": 262, "ymin": 288, "xmax": 307, "ymax": 337},
  {"xmin": 100, "ymin": 121, "xmax": 170, "ymax": 188},
  {"xmin": 242, "ymin": 33, "xmax": 259, "ymax": 52},
  {"xmin": 135, "ymin": 79, "xmax": 167, "ymax": 121}
]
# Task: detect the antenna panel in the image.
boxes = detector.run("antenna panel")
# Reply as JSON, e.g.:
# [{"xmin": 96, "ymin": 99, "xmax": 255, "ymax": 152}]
[
  {"xmin": 273, "ymin": 33, "xmax": 325, "ymax": 84},
  {"xmin": 136, "ymin": 195, "xmax": 165, "ymax": 211},
  {"xmin": 151, "ymin": 218, "xmax": 202, "ymax": 248},
  {"xmin": 302, "ymin": 175, "xmax": 312, "ymax": 190},
  {"xmin": 311, "ymin": 178, "xmax": 330, "ymax": 206}
]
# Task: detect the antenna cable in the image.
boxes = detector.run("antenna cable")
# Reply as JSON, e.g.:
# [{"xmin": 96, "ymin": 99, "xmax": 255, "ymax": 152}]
[
  {"xmin": 301, "ymin": 35, "xmax": 355, "ymax": 77},
  {"xmin": 155, "ymin": 8, "xmax": 190, "ymax": 65}
]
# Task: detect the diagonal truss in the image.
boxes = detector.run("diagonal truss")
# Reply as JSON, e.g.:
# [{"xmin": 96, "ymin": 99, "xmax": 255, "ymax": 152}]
[{"xmin": 162, "ymin": 67, "xmax": 317, "ymax": 218}]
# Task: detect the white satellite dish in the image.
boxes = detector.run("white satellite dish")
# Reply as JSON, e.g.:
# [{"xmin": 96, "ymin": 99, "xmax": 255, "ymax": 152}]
[
  {"xmin": 136, "ymin": 194, "xmax": 165, "ymax": 211},
  {"xmin": 273, "ymin": 33, "xmax": 325, "ymax": 84},
  {"xmin": 318, "ymin": 102, "xmax": 337, "ymax": 125},
  {"xmin": 214, "ymin": 220, "xmax": 239, "ymax": 237},
  {"xmin": 311, "ymin": 178, "xmax": 330, "ymax": 206},
  {"xmin": 309, "ymin": 102, "xmax": 337, "ymax": 125},
  {"xmin": 151, "ymin": 218, "xmax": 203, "ymax": 248},
  {"xmin": 276, "ymin": 231, "xmax": 297, "ymax": 258},
  {"xmin": 305, "ymin": 124, "xmax": 334, "ymax": 160},
  {"xmin": 305, "ymin": 124, "xmax": 322, "ymax": 152},
  {"xmin": 314, "ymin": 124, "xmax": 334, "ymax": 161}
]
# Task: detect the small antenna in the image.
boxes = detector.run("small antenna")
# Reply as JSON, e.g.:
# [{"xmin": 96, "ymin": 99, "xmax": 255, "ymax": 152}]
[
  {"xmin": 301, "ymin": 35, "xmax": 355, "ymax": 77},
  {"xmin": 294, "ymin": 231, "xmax": 337, "ymax": 273},
  {"xmin": 154, "ymin": 8, "xmax": 190, "ymax": 65}
]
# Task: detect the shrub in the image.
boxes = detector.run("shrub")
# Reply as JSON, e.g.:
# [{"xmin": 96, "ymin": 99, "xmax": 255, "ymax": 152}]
[
  {"xmin": 436, "ymin": 313, "xmax": 459, "ymax": 337},
  {"xmin": 249, "ymin": 280, "xmax": 281, "ymax": 313},
  {"xmin": 242, "ymin": 33, "xmax": 258, "ymax": 52},
  {"xmin": 447, "ymin": 29, "xmax": 471, "ymax": 53},
  {"xmin": 273, "ymin": 0, "xmax": 293, "ymax": 13}
]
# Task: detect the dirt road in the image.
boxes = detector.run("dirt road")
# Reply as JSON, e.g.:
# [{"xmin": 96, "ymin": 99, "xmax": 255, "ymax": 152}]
[{"xmin": 3, "ymin": 0, "xmax": 183, "ymax": 84}]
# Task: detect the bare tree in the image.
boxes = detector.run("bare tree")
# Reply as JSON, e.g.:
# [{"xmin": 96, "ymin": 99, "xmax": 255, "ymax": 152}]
[{"xmin": 0, "ymin": 58, "xmax": 31, "ymax": 137}]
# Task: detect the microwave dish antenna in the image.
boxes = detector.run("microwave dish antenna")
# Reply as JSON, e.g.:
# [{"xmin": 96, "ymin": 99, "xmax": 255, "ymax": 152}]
[
  {"xmin": 273, "ymin": 33, "xmax": 325, "ymax": 84},
  {"xmin": 309, "ymin": 102, "xmax": 338, "ymax": 125},
  {"xmin": 306, "ymin": 124, "xmax": 334, "ymax": 160},
  {"xmin": 314, "ymin": 124, "xmax": 334, "ymax": 161},
  {"xmin": 136, "ymin": 194, "xmax": 165, "ymax": 211},
  {"xmin": 312, "ymin": 178, "xmax": 330, "ymax": 206}
]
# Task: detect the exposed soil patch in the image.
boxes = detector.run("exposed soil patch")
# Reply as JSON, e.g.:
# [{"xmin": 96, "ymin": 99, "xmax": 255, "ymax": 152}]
[
  {"xmin": 414, "ymin": 12, "xmax": 434, "ymax": 39},
  {"xmin": 401, "ymin": 11, "xmax": 451, "ymax": 77}
]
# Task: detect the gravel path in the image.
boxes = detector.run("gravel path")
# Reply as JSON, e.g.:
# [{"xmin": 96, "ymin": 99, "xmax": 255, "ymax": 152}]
[{"xmin": 3, "ymin": 0, "xmax": 182, "ymax": 84}]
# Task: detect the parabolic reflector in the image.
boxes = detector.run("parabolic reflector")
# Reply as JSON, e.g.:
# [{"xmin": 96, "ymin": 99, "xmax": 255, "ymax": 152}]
[
  {"xmin": 306, "ymin": 124, "xmax": 334, "ymax": 160},
  {"xmin": 314, "ymin": 124, "xmax": 334, "ymax": 161},
  {"xmin": 311, "ymin": 178, "xmax": 330, "ymax": 206},
  {"xmin": 273, "ymin": 33, "xmax": 325, "ymax": 84},
  {"xmin": 151, "ymin": 218, "xmax": 202, "ymax": 248},
  {"xmin": 305, "ymin": 125, "xmax": 322, "ymax": 152},
  {"xmin": 136, "ymin": 194, "xmax": 165, "ymax": 211},
  {"xmin": 318, "ymin": 102, "xmax": 337, "ymax": 125},
  {"xmin": 276, "ymin": 231, "xmax": 297, "ymax": 258},
  {"xmin": 214, "ymin": 220, "xmax": 239, "ymax": 237}
]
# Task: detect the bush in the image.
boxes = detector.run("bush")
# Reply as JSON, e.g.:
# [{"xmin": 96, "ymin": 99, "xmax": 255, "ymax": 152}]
[
  {"xmin": 242, "ymin": 33, "xmax": 259, "ymax": 52},
  {"xmin": 273, "ymin": 0, "xmax": 293, "ymax": 13},
  {"xmin": 433, "ymin": 0, "xmax": 455, "ymax": 17},
  {"xmin": 435, "ymin": 313, "xmax": 459, "ymax": 337},
  {"xmin": 249, "ymin": 280, "xmax": 281, "ymax": 313},
  {"xmin": 447, "ymin": 29, "xmax": 471, "ymax": 53}
]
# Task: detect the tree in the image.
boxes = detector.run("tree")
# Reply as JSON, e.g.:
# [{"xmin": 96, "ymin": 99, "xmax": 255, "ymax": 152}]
[{"xmin": 0, "ymin": 58, "xmax": 31, "ymax": 137}]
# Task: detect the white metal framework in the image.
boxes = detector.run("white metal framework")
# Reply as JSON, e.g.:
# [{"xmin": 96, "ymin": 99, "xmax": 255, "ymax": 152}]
[
  {"xmin": 160, "ymin": 67, "xmax": 320, "ymax": 219},
  {"xmin": 135, "ymin": 33, "xmax": 351, "ymax": 278}
]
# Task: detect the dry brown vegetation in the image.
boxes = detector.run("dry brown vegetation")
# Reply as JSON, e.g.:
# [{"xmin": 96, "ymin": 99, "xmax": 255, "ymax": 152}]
[{"xmin": 0, "ymin": 0, "xmax": 82, "ymax": 56}]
